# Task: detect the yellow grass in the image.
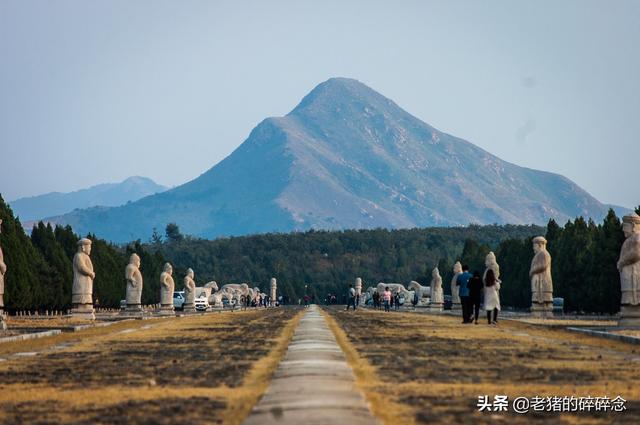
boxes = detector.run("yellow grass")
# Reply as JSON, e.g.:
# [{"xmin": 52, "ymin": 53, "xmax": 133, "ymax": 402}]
[
  {"xmin": 323, "ymin": 307, "xmax": 640, "ymax": 425},
  {"xmin": 321, "ymin": 308, "xmax": 416, "ymax": 425},
  {"xmin": 0, "ymin": 308, "xmax": 302, "ymax": 424},
  {"xmin": 220, "ymin": 308, "xmax": 303, "ymax": 425}
]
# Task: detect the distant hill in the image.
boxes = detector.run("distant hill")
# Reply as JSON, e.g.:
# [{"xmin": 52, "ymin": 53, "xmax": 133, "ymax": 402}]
[
  {"xmin": 52, "ymin": 78, "xmax": 616, "ymax": 242},
  {"xmin": 10, "ymin": 176, "xmax": 167, "ymax": 222}
]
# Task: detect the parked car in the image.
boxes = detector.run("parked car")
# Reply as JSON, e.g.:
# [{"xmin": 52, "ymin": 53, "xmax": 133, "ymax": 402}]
[
  {"xmin": 173, "ymin": 291, "xmax": 185, "ymax": 310},
  {"xmin": 194, "ymin": 295, "xmax": 209, "ymax": 312}
]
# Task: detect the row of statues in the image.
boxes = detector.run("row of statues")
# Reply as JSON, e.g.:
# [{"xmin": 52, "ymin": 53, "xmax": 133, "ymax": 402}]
[
  {"xmin": 361, "ymin": 234, "xmax": 555, "ymax": 316},
  {"xmin": 1, "ymin": 213, "xmax": 640, "ymax": 324}
]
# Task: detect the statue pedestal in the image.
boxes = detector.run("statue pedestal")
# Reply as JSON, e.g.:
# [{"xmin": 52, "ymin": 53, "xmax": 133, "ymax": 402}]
[
  {"xmin": 120, "ymin": 305, "xmax": 143, "ymax": 318},
  {"xmin": 70, "ymin": 305, "xmax": 95, "ymax": 320},
  {"xmin": 429, "ymin": 303, "xmax": 443, "ymax": 313},
  {"xmin": 530, "ymin": 304, "xmax": 553, "ymax": 318},
  {"xmin": 1, "ymin": 312, "xmax": 6, "ymax": 331},
  {"xmin": 451, "ymin": 302, "xmax": 462, "ymax": 312},
  {"xmin": 156, "ymin": 305, "xmax": 175, "ymax": 317},
  {"xmin": 183, "ymin": 304, "xmax": 196, "ymax": 314},
  {"xmin": 619, "ymin": 305, "xmax": 640, "ymax": 327}
]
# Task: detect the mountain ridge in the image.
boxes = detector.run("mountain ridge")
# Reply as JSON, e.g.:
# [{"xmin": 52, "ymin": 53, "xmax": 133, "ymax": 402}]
[
  {"xmin": 10, "ymin": 176, "xmax": 168, "ymax": 222},
  {"xmin": 48, "ymin": 78, "xmax": 616, "ymax": 242}
]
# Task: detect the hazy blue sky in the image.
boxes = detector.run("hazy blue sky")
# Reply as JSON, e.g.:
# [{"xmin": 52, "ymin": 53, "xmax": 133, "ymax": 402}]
[{"xmin": 1, "ymin": 0, "xmax": 638, "ymax": 208}]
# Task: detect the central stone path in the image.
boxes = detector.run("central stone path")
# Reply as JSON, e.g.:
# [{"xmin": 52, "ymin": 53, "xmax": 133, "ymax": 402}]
[{"xmin": 244, "ymin": 305, "xmax": 379, "ymax": 425}]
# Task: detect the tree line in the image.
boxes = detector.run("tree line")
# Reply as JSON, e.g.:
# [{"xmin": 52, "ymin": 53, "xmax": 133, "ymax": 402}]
[{"xmin": 1, "ymin": 193, "xmax": 638, "ymax": 313}]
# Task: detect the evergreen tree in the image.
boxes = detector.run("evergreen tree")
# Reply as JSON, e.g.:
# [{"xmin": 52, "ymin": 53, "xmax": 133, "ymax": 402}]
[
  {"xmin": 460, "ymin": 239, "xmax": 490, "ymax": 274},
  {"xmin": 88, "ymin": 234, "xmax": 126, "ymax": 308},
  {"xmin": 165, "ymin": 223, "xmax": 184, "ymax": 243},
  {"xmin": 496, "ymin": 238, "xmax": 531, "ymax": 308},
  {"xmin": 0, "ymin": 194, "xmax": 49, "ymax": 310},
  {"xmin": 31, "ymin": 222, "xmax": 71, "ymax": 309}
]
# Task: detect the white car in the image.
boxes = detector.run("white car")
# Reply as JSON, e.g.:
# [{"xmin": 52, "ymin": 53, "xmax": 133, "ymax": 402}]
[
  {"xmin": 173, "ymin": 291, "xmax": 185, "ymax": 310},
  {"xmin": 194, "ymin": 295, "xmax": 209, "ymax": 311}
]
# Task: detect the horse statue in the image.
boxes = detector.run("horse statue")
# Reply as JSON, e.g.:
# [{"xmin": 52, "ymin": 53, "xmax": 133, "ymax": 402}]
[{"xmin": 408, "ymin": 280, "xmax": 430, "ymax": 306}]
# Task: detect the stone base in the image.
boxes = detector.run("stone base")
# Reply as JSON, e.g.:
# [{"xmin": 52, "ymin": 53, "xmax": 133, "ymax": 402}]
[
  {"xmin": 530, "ymin": 304, "xmax": 553, "ymax": 318},
  {"xmin": 156, "ymin": 305, "xmax": 175, "ymax": 316},
  {"xmin": 0, "ymin": 315, "xmax": 6, "ymax": 331},
  {"xmin": 619, "ymin": 305, "xmax": 640, "ymax": 327},
  {"xmin": 69, "ymin": 305, "xmax": 96, "ymax": 320},
  {"xmin": 429, "ymin": 303, "xmax": 444, "ymax": 313},
  {"xmin": 451, "ymin": 303, "xmax": 462, "ymax": 312},
  {"xmin": 183, "ymin": 303, "xmax": 196, "ymax": 313},
  {"xmin": 120, "ymin": 306, "xmax": 144, "ymax": 318}
]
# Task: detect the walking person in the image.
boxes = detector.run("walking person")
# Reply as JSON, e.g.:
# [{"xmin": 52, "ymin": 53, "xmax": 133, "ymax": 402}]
[
  {"xmin": 346, "ymin": 284, "xmax": 357, "ymax": 311},
  {"xmin": 484, "ymin": 268, "xmax": 501, "ymax": 325},
  {"xmin": 240, "ymin": 295, "xmax": 247, "ymax": 311},
  {"xmin": 457, "ymin": 265, "xmax": 473, "ymax": 323},
  {"xmin": 382, "ymin": 287, "xmax": 392, "ymax": 312},
  {"xmin": 394, "ymin": 292, "xmax": 400, "ymax": 311},
  {"xmin": 468, "ymin": 271, "xmax": 483, "ymax": 324}
]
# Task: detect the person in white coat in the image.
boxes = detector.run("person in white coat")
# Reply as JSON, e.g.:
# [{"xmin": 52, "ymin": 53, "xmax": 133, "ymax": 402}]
[{"xmin": 483, "ymin": 268, "xmax": 501, "ymax": 325}]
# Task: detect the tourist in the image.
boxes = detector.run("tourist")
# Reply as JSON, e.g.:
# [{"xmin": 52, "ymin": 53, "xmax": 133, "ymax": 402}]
[
  {"xmin": 303, "ymin": 294, "xmax": 310, "ymax": 307},
  {"xmin": 240, "ymin": 295, "xmax": 247, "ymax": 311},
  {"xmin": 394, "ymin": 292, "xmax": 400, "ymax": 311},
  {"xmin": 383, "ymin": 287, "xmax": 392, "ymax": 312},
  {"xmin": 468, "ymin": 271, "xmax": 483, "ymax": 324},
  {"xmin": 484, "ymin": 268, "xmax": 501, "ymax": 324},
  {"xmin": 457, "ymin": 264, "xmax": 473, "ymax": 323},
  {"xmin": 246, "ymin": 294, "xmax": 252, "ymax": 310},
  {"xmin": 346, "ymin": 284, "xmax": 357, "ymax": 311}
]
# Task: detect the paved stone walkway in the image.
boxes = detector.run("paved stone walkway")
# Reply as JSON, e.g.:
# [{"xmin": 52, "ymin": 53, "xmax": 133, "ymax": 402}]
[{"xmin": 244, "ymin": 306, "xmax": 379, "ymax": 425}]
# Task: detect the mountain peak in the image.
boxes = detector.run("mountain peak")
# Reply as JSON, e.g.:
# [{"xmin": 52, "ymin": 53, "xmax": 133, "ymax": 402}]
[{"xmin": 290, "ymin": 77, "xmax": 393, "ymax": 117}]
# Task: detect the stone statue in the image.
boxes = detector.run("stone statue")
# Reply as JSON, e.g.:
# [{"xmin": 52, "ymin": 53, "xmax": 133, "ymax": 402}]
[
  {"xmin": 123, "ymin": 253, "xmax": 143, "ymax": 314},
  {"xmin": 429, "ymin": 267, "xmax": 444, "ymax": 311},
  {"xmin": 0, "ymin": 219, "xmax": 6, "ymax": 315},
  {"xmin": 270, "ymin": 278, "xmax": 277, "ymax": 306},
  {"xmin": 483, "ymin": 252, "xmax": 500, "ymax": 282},
  {"xmin": 376, "ymin": 283, "xmax": 413, "ymax": 300},
  {"xmin": 450, "ymin": 261, "xmax": 462, "ymax": 311},
  {"xmin": 204, "ymin": 281, "xmax": 219, "ymax": 291},
  {"xmin": 355, "ymin": 277, "xmax": 362, "ymax": 305},
  {"xmin": 529, "ymin": 236, "xmax": 553, "ymax": 317},
  {"xmin": 408, "ymin": 281, "xmax": 430, "ymax": 306},
  {"xmin": 183, "ymin": 268, "xmax": 196, "ymax": 312},
  {"xmin": 618, "ymin": 213, "xmax": 640, "ymax": 326},
  {"xmin": 71, "ymin": 238, "xmax": 95, "ymax": 319},
  {"xmin": 158, "ymin": 263, "xmax": 175, "ymax": 315}
]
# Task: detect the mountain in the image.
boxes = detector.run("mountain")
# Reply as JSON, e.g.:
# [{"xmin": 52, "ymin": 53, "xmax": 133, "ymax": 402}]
[
  {"xmin": 10, "ymin": 176, "xmax": 168, "ymax": 222},
  {"xmin": 51, "ymin": 78, "xmax": 613, "ymax": 242}
]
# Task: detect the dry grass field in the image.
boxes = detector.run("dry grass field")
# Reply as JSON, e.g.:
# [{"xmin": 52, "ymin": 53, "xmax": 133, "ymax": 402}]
[
  {"xmin": 0, "ymin": 308, "xmax": 301, "ymax": 425},
  {"xmin": 323, "ymin": 307, "xmax": 639, "ymax": 425}
]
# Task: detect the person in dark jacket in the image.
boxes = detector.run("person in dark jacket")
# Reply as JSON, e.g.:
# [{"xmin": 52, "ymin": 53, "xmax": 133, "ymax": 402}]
[
  {"xmin": 457, "ymin": 265, "xmax": 473, "ymax": 323},
  {"xmin": 468, "ymin": 271, "xmax": 483, "ymax": 324}
]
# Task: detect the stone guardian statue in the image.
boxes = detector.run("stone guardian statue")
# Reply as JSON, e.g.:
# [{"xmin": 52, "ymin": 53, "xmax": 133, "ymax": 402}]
[
  {"xmin": 530, "ymin": 236, "xmax": 553, "ymax": 317},
  {"xmin": 450, "ymin": 261, "xmax": 462, "ymax": 311},
  {"xmin": 355, "ymin": 277, "xmax": 362, "ymax": 306},
  {"xmin": 618, "ymin": 213, "xmax": 640, "ymax": 326},
  {"xmin": 122, "ymin": 253, "xmax": 143, "ymax": 315},
  {"xmin": 158, "ymin": 263, "xmax": 175, "ymax": 316},
  {"xmin": 483, "ymin": 252, "xmax": 500, "ymax": 282},
  {"xmin": 429, "ymin": 267, "xmax": 444, "ymax": 312},
  {"xmin": 71, "ymin": 238, "xmax": 96, "ymax": 319},
  {"xmin": 183, "ymin": 268, "xmax": 196, "ymax": 313},
  {"xmin": 270, "ymin": 278, "xmax": 277, "ymax": 307}
]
